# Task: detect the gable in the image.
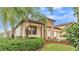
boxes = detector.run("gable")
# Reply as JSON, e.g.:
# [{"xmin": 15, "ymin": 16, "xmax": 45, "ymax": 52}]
[{"xmin": 47, "ymin": 19, "xmax": 54, "ymax": 27}]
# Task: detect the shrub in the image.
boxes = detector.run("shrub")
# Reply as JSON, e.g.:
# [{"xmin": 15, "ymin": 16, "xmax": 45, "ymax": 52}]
[
  {"xmin": 65, "ymin": 23, "xmax": 79, "ymax": 50},
  {"xmin": 29, "ymin": 37, "xmax": 39, "ymax": 39},
  {"xmin": 0, "ymin": 37, "xmax": 44, "ymax": 51}
]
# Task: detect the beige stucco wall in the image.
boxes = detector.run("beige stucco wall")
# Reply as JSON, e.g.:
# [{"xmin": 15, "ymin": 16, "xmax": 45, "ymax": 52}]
[
  {"xmin": 28, "ymin": 22, "xmax": 44, "ymax": 38},
  {"xmin": 45, "ymin": 20, "xmax": 54, "ymax": 39},
  {"xmin": 14, "ymin": 22, "xmax": 28, "ymax": 37},
  {"xmin": 14, "ymin": 21, "xmax": 44, "ymax": 38},
  {"xmin": 21, "ymin": 22, "xmax": 26, "ymax": 38},
  {"xmin": 14, "ymin": 26, "xmax": 21, "ymax": 36},
  {"xmin": 57, "ymin": 24, "xmax": 72, "ymax": 38},
  {"xmin": 47, "ymin": 20, "xmax": 53, "ymax": 27},
  {"xmin": 14, "ymin": 19, "xmax": 54, "ymax": 39},
  {"xmin": 57, "ymin": 24, "xmax": 70, "ymax": 38},
  {"xmin": 54, "ymin": 28, "xmax": 61, "ymax": 37},
  {"xmin": 54, "ymin": 28, "xmax": 66, "ymax": 41},
  {"xmin": 54, "ymin": 24, "xmax": 72, "ymax": 40},
  {"xmin": 0, "ymin": 19, "xmax": 55, "ymax": 39}
]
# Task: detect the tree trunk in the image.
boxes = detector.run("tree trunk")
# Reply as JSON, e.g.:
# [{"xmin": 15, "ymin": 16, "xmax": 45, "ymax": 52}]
[
  {"xmin": 11, "ymin": 28, "xmax": 15, "ymax": 38},
  {"xmin": 4, "ymin": 25, "xmax": 9, "ymax": 37},
  {"xmin": 25, "ymin": 21, "xmax": 29, "ymax": 38},
  {"xmin": 25, "ymin": 27, "xmax": 29, "ymax": 38},
  {"xmin": 44, "ymin": 24, "xmax": 47, "ymax": 40}
]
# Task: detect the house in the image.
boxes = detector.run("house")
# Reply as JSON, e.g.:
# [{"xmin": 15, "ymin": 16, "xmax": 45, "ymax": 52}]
[
  {"xmin": 55, "ymin": 22, "xmax": 76, "ymax": 30},
  {"xmin": 0, "ymin": 18, "xmax": 76, "ymax": 41},
  {"xmin": 0, "ymin": 31, "xmax": 12, "ymax": 37},
  {"xmin": 13, "ymin": 18, "xmax": 55, "ymax": 40},
  {"xmin": 53, "ymin": 27, "xmax": 62, "ymax": 39},
  {"xmin": 54, "ymin": 22, "xmax": 76, "ymax": 40}
]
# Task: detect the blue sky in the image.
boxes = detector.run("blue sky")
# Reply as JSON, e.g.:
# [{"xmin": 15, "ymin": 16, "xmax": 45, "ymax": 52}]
[
  {"xmin": 0, "ymin": 7, "xmax": 77, "ymax": 33},
  {"xmin": 41, "ymin": 7, "xmax": 77, "ymax": 25}
]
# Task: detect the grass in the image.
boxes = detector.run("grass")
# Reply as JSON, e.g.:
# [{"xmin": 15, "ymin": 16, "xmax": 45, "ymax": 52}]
[{"xmin": 41, "ymin": 43, "xmax": 76, "ymax": 51}]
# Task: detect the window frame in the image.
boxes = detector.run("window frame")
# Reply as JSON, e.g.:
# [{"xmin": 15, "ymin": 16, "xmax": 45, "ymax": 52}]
[{"xmin": 29, "ymin": 26, "xmax": 37, "ymax": 35}]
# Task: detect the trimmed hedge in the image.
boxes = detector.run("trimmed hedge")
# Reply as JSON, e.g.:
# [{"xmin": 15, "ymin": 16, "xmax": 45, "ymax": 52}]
[{"xmin": 0, "ymin": 37, "xmax": 44, "ymax": 51}]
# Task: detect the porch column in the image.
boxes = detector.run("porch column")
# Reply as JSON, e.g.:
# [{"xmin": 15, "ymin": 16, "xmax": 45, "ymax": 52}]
[
  {"xmin": 51, "ymin": 26, "xmax": 54, "ymax": 39},
  {"xmin": 41, "ymin": 26, "xmax": 44, "ymax": 38},
  {"xmin": 25, "ymin": 21, "xmax": 29, "ymax": 38},
  {"xmin": 22, "ymin": 21, "xmax": 29, "ymax": 38}
]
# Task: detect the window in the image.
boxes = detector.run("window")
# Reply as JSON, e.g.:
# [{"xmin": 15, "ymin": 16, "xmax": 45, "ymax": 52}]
[
  {"xmin": 29, "ymin": 26, "xmax": 37, "ymax": 35},
  {"xmin": 57, "ymin": 32, "xmax": 60, "ymax": 37},
  {"xmin": 54, "ymin": 32, "xmax": 57, "ymax": 37}
]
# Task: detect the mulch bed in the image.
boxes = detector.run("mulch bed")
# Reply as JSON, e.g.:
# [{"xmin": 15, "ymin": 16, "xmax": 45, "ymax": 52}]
[{"xmin": 45, "ymin": 40, "xmax": 70, "ymax": 45}]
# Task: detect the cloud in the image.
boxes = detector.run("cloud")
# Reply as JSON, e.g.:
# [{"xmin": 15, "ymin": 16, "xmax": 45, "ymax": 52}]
[
  {"xmin": 47, "ymin": 15, "xmax": 66, "ymax": 20},
  {"xmin": 41, "ymin": 7, "xmax": 63, "ymax": 10},
  {"xmin": 40, "ymin": 7, "xmax": 46, "ymax": 11},
  {"xmin": 45, "ymin": 11, "xmax": 51, "ymax": 15},
  {"xmin": 53, "ymin": 7, "xmax": 63, "ymax": 10},
  {"xmin": 53, "ymin": 7, "xmax": 70, "ymax": 14},
  {"xmin": 47, "ymin": 11, "xmax": 75, "ymax": 20},
  {"xmin": 45, "ymin": 8, "xmax": 66, "ymax": 15},
  {"xmin": 59, "ymin": 10, "xmax": 66, "ymax": 13},
  {"xmin": 46, "ymin": 10, "xmax": 66, "ymax": 15}
]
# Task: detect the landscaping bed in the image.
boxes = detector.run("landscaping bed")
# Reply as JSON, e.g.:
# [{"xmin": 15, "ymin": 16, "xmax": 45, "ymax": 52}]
[
  {"xmin": 0, "ymin": 37, "xmax": 44, "ymax": 51},
  {"xmin": 45, "ymin": 39, "xmax": 70, "ymax": 45}
]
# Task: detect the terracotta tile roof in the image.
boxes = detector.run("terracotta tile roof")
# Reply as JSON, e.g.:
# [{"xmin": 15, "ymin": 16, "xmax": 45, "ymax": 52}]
[
  {"xmin": 15, "ymin": 17, "xmax": 55, "ymax": 29},
  {"xmin": 54, "ymin": 27, "xmax": 61, "ymax": 30},
  {"xmin": 55, "ymin": 22, "xmax": 77, "ymax": 27},
  {"xmin": 47, "ymin": 17, "xmax": 56, "ymax": 22}
]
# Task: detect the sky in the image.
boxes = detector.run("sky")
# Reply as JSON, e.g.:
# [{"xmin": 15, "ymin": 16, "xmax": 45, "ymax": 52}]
[
  {"xmin": 0, "ymin": 7, "xmax": 77, "ymax": 33},
  {"xmin": 41, "ymin": 7, "xmax": 77, "ymax": 25}
]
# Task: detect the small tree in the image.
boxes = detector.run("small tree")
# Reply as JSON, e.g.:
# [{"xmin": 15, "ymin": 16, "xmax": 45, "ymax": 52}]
[
  {"xmin": 65, "ymin": 23, "xmax": 79, "ymax": 50},
  {"xmin": 0, "ymin": 7, "xmax": 53, "ymax": 38}
]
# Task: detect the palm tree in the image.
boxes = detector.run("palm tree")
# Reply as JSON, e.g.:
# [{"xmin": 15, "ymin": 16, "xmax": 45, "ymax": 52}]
[
  {"xmin": 0, "ymin": 8, "xmax": 11, "ymax": 37},
  {"xmin": 0, "ymin": 7, "xmax": 53, "ymax": 38},
  {"xmin": 73, "ymin": 7, "xmax": 79, "ymax": 22}
]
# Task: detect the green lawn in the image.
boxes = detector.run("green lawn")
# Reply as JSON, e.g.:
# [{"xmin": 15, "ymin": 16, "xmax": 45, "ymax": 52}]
[{"xmin": 41, "ymin": 43, "xmax": 76, "ymax": 51}]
